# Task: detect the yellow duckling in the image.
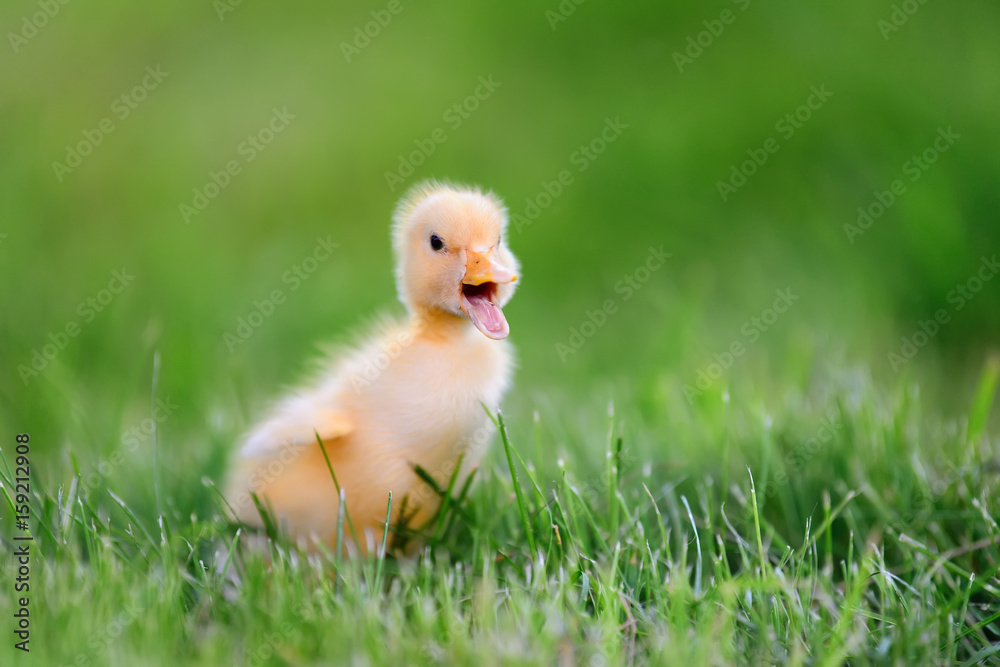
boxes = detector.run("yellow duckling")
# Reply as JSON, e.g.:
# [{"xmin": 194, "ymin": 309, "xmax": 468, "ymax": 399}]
[{"xmin": 225, "ymin": 181, "xmax": 519, "ymax": 555}]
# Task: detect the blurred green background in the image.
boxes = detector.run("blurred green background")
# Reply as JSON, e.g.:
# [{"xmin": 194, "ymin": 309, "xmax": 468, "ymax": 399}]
[{"xmin": 2, "ymin": 0, "xmax": 999, "ymax": 504}]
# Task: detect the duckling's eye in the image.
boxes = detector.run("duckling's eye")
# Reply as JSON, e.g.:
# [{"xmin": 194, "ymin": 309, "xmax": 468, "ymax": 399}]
[{"xmin": 429, "ymin": 234, "xmax": 444, "ymax": 251}]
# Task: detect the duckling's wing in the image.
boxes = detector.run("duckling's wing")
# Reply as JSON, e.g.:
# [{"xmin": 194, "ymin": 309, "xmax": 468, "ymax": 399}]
[{"xmin": 239, "ymin": 403, "xmax": 354, "ymax": 459}]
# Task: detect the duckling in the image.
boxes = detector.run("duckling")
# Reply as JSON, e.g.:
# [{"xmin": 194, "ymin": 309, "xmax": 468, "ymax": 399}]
[{"xmin": 225, "ymin": 181, "xmax": 519, "ymax": 555}]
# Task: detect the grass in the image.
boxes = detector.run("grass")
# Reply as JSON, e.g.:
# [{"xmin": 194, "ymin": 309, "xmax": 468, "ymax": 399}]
[
  {"xmin": 1, "ymin": 356, "xmax": 997, "ymax": 665},
  {"xmin": 2, "ymin": 0, "xmax": 1000, "ymax": 663}
]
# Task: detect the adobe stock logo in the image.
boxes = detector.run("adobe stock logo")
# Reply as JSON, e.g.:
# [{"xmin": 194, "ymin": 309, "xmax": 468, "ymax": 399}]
[
  {"xmin": 223, "ymin": 236, "xmax": 338, "ymax": 352},
  {"xmin": 555, "ymin": 246, "xmax": 670, "ymax": 362},
  {"xmin": 214, "ymin": 0, "xmax": 243, "ymax": 21},
  {"xmin": 18, "ymin": 268, "xmax": 135, "ymax": 384},
  {"xmin": 340, "ymin": 0, "xmax": 407, "ymax": 63},
  {"xmin": 683, "ymin": 288, "xmax": 799, "ymax": 402},
  {"xmin": 716, "ymin": 85, "xmax": 833, "ymax": 201},
  {"xmin": 51, "ymin": 66, "xmax": 170, "ymax": 181},
  {"xmin": 545, "ymin": 0, "xmax": 587, "ymax": 31},
  {"xmin": 179, "ymin": 107, "xmax": 296, "ymax": 223},
  {"xmin": 887, "ymin": 255, "xmax": 998, "ymax": 371},
  {"xmin": 383, "ymin": 76, "xmax": 501, "ymax": 191},
  {"xmin": 878, "ymin": 0, "xmax": 932, "ymax": 39},
  {"xmin": 8, "ymin": 0, "xmax": 73, "ymax": 53},
  {"xmin": 512, "ymin": 117, "xmax": 628, "ymax": 234},
  {"xmin": 672, "ymin": 0, "xmax": 752, "ymax": 73},
  {"xmin": 844, "ymin": 127, "xmax": 959, "ymax": 244},
  {"xmin": 79, "ymin": 398, "xmax": 179, "ymax": 491}
]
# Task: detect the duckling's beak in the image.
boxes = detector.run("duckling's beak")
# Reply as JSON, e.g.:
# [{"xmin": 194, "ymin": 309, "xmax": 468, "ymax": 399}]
[{"xmin": 460, "ymin": 250, "xmax": 517, "ymax": 340}]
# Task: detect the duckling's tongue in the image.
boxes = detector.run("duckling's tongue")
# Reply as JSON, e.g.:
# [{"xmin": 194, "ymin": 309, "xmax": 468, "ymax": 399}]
[{"xmin": 461, "ymin": 292, "xmax": 509, "ymax": 340}]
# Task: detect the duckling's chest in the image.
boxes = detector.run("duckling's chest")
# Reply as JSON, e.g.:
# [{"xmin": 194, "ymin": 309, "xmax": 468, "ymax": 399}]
[{"xmin": 360, "ymin": 334, "xmax": 513, "ymax": 458}]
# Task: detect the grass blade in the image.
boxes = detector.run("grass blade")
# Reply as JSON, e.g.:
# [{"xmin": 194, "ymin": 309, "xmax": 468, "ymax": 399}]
[{"xmin": 489, "ymin": 408, "xmax": 536, "ymax": 557}]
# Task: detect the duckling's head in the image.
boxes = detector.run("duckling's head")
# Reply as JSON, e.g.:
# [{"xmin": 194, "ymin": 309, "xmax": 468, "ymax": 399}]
[{"xmin": 392, "ymin": 181, "xmax": 519, "ymax": 339}]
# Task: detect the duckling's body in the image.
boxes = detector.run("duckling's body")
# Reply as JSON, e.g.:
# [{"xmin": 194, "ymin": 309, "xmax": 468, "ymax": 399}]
[{"xmin": 225, "ymin": 182, "xmax": 519, "ymax": 555}]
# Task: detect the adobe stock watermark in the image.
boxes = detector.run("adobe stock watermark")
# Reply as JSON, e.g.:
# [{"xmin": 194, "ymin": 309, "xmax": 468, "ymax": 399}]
[
  {"xmin": 878, "ymin": 0, "xmax": 932, "ymax": 40},
  {"xmin": 8, "ymin": 0, "xmax": 73, "ymax": 53},
  {"xmin": 79, "ymin": 398, "xmax": 179, "ymax": 491},
  {"xmin": 409, "ymin": 436, "xmax": 487, "ymax": 508},
  {"xmin": 555, "ymin": 245, "xmax": 671, "ymax": 362},
  {"xmin": 408, "ymin": 416, "xmax": 505, "ymax": 509},
  {"xmin": 384, "ymin": 75, "xmax": 501, "ymax": 191},
  {"xmin": 512, "ymin": 116, "xmax": 628, "ymax": 234},
  {"xmin": 223, "ymin": 236, "xmax": 339, "ymax": 352},
  {"xmin": 545, "ymin": 0, "xmax": 586, "ymax": 31},
  {"xmin": 893, "ymin": 463, "xmax": 977, "ymax": 531},
  {"xmin": 672, "ymin": 0, "xmax": 752, "ymax": 73},
  {"xmin": 887, "ymin": 255, "xmax": 998, "ymax": 372},
  {"xmin": 340, "ymin": 0, "xmax": 407, "ymax": 62},
  {"xmin": 683, "ymin": 288, "xmax": 799, "ymax": 402},
  {"xmin": 734, "ymin": 409, "xmax": 844, "ymax": 528},
  {"xmin": 60, "ymin": 599, "xmax": 145, "ymax": 666},
  {"xmin": 179, "ymin": 107, "xmax": 296, "ymax": 223},
  {"xmin": 717, "ymin": 85, "xmax": 832, "ymax": 201},
  {"xmin": 51, "ymin": 65, "xmax": 169, "ymax": 182},
  {"xmin": 767, "ymin": 412, "xmax": 842, "ymax": 496},
  {"xmin": 231, "ymin": 441, "xmax": 313, "ymax": 515},
  {"xmin": 843, "ymin": 127, "xmax": 959, "ymax": 244},
  {"xmin": 242, "ymin": 622, "xmax": 298, "ymax": 667},
  {"xmin": 214, "ymin": 0, "xmax": 244, "ymax": 21},
  {"xmin": 567, "ymin": 447, "xmax": 641, "ymax": 518},
  {"xmin": 232, "ymin": 411, "xmax": 473, "ymax": 520},
  {"xmin": 347, "ymin": 319, "xmax": 428, "ymax": 393},
  {"xmin": 17, "ymin": 268, "xmax": 135, "ymax": 384}
]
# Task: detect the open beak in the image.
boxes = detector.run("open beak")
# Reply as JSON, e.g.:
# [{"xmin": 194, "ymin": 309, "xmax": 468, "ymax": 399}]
[{"xmin": 460, "ymin": 250, "xmax": 517, "ymax": 340}]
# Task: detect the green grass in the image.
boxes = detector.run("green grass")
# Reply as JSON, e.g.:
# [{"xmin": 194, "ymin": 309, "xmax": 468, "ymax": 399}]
[
  {"xmin": 3, "ymin": 0, "xmax": 1000, "ymax": 663},
  {"xmin": 1, "ymin": 359, "xmax": 997, "ymax": 665}
]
